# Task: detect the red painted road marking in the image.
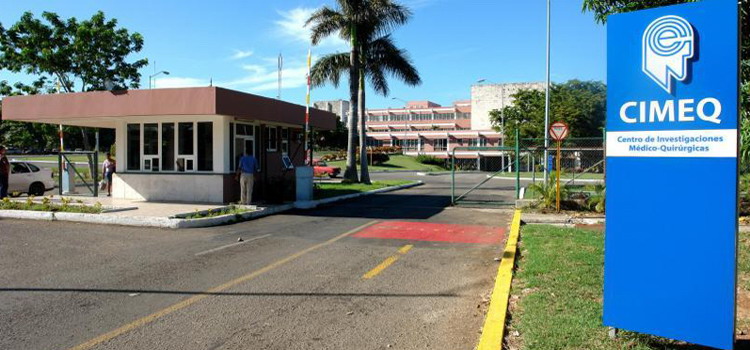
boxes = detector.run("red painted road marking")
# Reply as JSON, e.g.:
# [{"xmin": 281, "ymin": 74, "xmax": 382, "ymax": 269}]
[{"xmin": 352, "ymin": 221, "xmax": 505, "ymax": 244}]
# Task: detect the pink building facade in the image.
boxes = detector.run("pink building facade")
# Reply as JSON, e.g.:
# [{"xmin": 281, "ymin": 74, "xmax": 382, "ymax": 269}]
[{"xmin": 365, "ymin": 100, "xmax": 505, "ymax": 160}]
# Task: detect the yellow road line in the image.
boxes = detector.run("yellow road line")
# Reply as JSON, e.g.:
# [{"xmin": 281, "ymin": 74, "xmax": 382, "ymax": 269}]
[
  {"xmin": 67, "ymin": 220, "xmax": 378, "ymax": 350},
  {"xmin": 476, "ymin": 209, "xmax": 522, "ymax": 350},
  {"xmin": 362, "ymin": 244, "xmax": 413, "ymax": 280}
]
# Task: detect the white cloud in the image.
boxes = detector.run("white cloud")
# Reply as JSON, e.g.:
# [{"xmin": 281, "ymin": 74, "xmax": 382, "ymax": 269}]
[
  {"xmin": 153, "ymin": 77, "xmax": 211, "ymax": 89},
  {"xmin": 275, "ymin": 7, "xmax": 349, "ymax": 51},
  {"xmin": 222, "ymin": 58, "xmax": 310, "ymax": 92},
  {"xmin": 229, "ymin": 49, "xmax": 254, "ymax": 60}
]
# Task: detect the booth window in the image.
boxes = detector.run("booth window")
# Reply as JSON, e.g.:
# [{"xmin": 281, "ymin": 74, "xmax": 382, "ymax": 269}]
[
  {"xmin": 162, "ymin": 123, "xmax": 175, "ymax": 171},
  {"xmin": 266, "ymin": 126, "xmax": 278, "ymax": 152},
  {"xmin": 197, "ymin": 122, "xmax": 213, "ymax": 171},
  {"xmin": 127, "ymin": 124, "xmax": 140, "ymax": 171},
  {"xmin": 144, "ymin": 124, "xmax": 158, "ymax": 155},
  {"xmin": 281, "ymin": 128, "xmax": 289, "ymax": 154},
  {"xmin": 178, "ymin": 122, "xmax": 194, "ymax": 155}
]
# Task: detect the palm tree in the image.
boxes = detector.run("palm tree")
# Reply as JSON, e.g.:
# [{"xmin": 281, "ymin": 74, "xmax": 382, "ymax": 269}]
[
  {"xmin": 312, "ymin": 36, "xmax": 421, "ymax": 184},
  {"xmin": 306, "ymin": 0, "xmax": 417, "ymax": 183}
]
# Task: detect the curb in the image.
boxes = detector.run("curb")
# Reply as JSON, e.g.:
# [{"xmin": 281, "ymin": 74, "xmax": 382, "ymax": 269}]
[
  {"xmin": 521, "ymin": 212, "xmax": 605, "ymax": 226},
  {"xmin": 477, "ymin": 209, "xmax": 522, "ymax": 350},
  {"xmin": 0, "ymin": 181, "xmax": 423, "ymax": 229},
  {"xmin": 295, "ymin": 181, "xmax": 423, "ymax": 209}
]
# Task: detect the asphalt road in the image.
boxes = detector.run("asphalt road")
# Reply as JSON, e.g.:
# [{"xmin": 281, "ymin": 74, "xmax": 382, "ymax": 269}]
[{"xmin": 0, "ymin": 172, "xmax": 514, "ymax": 350}]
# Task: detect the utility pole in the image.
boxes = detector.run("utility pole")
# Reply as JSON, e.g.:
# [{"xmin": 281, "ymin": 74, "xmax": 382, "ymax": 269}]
[
  {"xmin": 278, "ymin": 53, "xmax": 283, "ymax": 100},
  {"xmin": 543, "ymin": 0, "xmax": 552, "ymax": 183}
]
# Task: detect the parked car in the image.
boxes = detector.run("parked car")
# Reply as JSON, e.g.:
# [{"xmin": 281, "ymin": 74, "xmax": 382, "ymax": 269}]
[
  {"xmin": 8, "ymin": 161, "xmax": 55, "ymax": 196},
  {"xmin": 312, "ymin": 159, "xmax": 341, "ymax": 178}
]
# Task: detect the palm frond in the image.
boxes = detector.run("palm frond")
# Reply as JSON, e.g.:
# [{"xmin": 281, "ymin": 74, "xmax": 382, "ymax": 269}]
[
  {"xmin": 310, "ymin": 52, "xmax": 350, "ymax": 88},
  {"xmin": 306, "ymin": 6, "xmax": 348, "ymax": 45},
  {"xmin": 367, "ymin": 35, "xmax": 421, "ymax": 87}
]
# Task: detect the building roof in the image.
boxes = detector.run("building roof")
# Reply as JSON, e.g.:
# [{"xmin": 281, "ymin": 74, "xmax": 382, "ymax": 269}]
[{"xmin": 1, "ymin": 87, "xmax": 337, "ymax": 130}]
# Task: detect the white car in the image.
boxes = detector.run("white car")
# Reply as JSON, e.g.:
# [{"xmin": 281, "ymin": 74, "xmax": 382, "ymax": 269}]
[{"xmin": 9, "ymin": 161, "xmax": 56, "ymax": 196}]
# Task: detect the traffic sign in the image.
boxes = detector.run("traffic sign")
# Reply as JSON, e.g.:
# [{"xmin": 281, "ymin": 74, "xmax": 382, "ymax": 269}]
[{"xmin": 549, "ymin": 121, "xmax": 569, "ymax": 141}]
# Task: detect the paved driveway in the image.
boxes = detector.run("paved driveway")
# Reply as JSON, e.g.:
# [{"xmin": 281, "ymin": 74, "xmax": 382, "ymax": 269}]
[{"xmin": 0, "ymin": 173, "xmax": 514, "ymax": 350}]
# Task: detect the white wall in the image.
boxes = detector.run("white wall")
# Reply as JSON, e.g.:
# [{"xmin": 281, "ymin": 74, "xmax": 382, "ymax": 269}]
[
  {"xmin": 470, "ymin": 82, "xmax": 546, "ymax": 130},
  {"xmin": 112, "ymin": 173, "xmax": 225, "ymax": 203}
]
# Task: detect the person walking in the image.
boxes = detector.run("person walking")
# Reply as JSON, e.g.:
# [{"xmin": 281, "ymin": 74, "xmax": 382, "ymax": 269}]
[
  {"xmin": 102, "ymin": 153, "xmax": 116, "ymax": 197},
  {"xmin": 0, "ymin": 146, "xmax": 9, "ymax": 199},
  {"xmin": 235, "ymin": 150, "xmax": 259, "ymax": 205}
]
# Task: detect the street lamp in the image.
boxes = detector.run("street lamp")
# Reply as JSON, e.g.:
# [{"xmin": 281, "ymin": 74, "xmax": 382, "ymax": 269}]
[
  {"xmin": 149, "ymin": 71, "xmax": 170, "ymax": 89},
  {"xmin": 392, "ymin": 97, "xmax": 410, "ymax": 152}
]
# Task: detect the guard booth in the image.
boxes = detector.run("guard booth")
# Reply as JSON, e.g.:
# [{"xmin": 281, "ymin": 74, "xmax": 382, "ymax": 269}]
[{"xmin": 2, "ymin": 87, "xmax": 337, "ymax": 203}]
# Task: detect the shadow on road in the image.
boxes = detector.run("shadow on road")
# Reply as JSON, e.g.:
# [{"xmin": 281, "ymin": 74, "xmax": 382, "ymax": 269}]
[{"xmin": 292, "ymin": 193, "xmax": 449, "ymax": 220}]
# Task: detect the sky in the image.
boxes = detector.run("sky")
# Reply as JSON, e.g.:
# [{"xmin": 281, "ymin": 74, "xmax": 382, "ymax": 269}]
[{"xmin": 0, "ymin": 0, "xmax": 607, "ymax": 109}]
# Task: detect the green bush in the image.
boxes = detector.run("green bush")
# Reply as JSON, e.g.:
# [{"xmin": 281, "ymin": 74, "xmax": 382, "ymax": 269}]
[
  {"xmin": 368, "ymin": 152, "xmax": 390, "ymax": 165},
  {"xmin": 527, "ymin": 173, "xmax": 570, "ymax": 210},
  {"xmin": 415, "ymin": 154, "xmax": 444, "ymax": 166}
]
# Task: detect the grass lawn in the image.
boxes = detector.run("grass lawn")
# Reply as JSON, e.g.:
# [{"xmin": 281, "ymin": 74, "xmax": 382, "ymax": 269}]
[
  {"xmin": 327, "ymin": 154, "xmax": 446, "ymax": 172},
  {"xmin": 314, "ymin": 180, "xmax": 413, "ymax": 199},
  {"xmin": 508, "ymin": 225, "xmax": 749, "ymax": 349},
  {"xmin": 11, "ymin": 153, "xmax": 106, "ymax": 163}
]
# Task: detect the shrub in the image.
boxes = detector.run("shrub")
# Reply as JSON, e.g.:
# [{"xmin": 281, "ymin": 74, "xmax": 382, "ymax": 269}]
[
  {"xmin": 416, "ymin": 154, "xmax": 444, "ymax": 166},
  {"xmin": 528, "ymin": 173, "xmax": 570, "ymax": 210},
  {"xmin": 369, "ymin": 153, "xmax": 390, "ymax": 165},
  {"xmin": 585, "ymin": 184, "xmax": 605, "ymax": 213}
]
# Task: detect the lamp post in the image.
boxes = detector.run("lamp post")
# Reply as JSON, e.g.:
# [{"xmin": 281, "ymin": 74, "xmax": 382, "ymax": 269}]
[
  {"xmin": 543, "ymin": 0, "xmax": 552, "ymax": 183},
  {"xmin": 149, "ymin": 71, "xmax": 170, "ymax": 89},
  {"xmin": 392, "ymin": 97, "xmax": 410, "ymax": 152}
]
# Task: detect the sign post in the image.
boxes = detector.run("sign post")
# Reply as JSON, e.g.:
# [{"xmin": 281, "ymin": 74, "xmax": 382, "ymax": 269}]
[
  {"xmin": 549, "ymin": 121, "xmax": 569, "ymax": 212},
  {"xmin": 605, "ymin": 2, "xmax": 738, "ymax": 349}
]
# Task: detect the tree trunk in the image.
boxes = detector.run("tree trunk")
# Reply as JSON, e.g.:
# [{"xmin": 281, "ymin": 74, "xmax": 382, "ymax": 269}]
[
  {"xmin": 343, "ymin": 24, "xmax": 359, "ymax": 182},
  {"xmin": 358, "ymin": 55, "xmax": 370, "ymax": 184}
]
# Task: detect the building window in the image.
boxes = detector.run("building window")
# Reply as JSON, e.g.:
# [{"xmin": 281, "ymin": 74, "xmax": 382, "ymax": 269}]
[
  {"xmin": 403, "ymin": 139, "xmax": 419, "ymax": 151},
  {"xmin": 434, "ymin": 139, "xmax": 448, "ymax": 151},
  {"xmin": 468, "ymin": 138, "xmax": 487, "ymax": 147},
  {"xmin": 266, "ymin": 126, "xmax": 278, "ymax": 152},
  {"xmin": 237, "ymin": 123, "xmax": 254, "ymax": 136},
  {"xmin": 233, "ymin": 123, "xmax": 256, "ymax": 172},
  {"xmin": 143, "ymin": 123, "xmax": 158, "ymax": 156},
  {"xmin": 197, "ymin": 122, "xmax": 213, "ymax": 171},
  {"xmin": 127, "ymin": 124, "xmax": 140, "ymax": 171},
  {"xmin": 281, "ymin": 128, "xmax": 289, "ymax": 154},
  {"xmin": 176, "ymin": 122, "xmax": 196, "ymax": 171},
  {"xmin": 162, "ymin": 123, "xmax": 175, "ymax": 171},
  {"xmin": 178, "ymin": 122, "xmax": 194, "ymax": 155}
]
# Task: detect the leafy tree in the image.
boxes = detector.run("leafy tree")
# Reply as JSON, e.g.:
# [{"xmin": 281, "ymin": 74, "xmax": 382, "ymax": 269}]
[
  {"xmin": 307, "ymin": 0, "xmax": 418, "ymax": 184},
  {"xmin": 489, "ymin": 80, "xmax": 607, "ymax": 145},
  {"xmin": 0, "ymin": 11, "xmax": 148, "ymax": 149}
]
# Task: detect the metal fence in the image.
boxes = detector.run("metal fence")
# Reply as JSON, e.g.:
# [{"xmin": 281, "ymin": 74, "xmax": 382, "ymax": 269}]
[
  {"xmin": 450, "ymin": 135, "xmax": 605, "ymax": 206},
  {"xmin": 518, "ymin": 137, "xmax": 605, "ymax": 186}
]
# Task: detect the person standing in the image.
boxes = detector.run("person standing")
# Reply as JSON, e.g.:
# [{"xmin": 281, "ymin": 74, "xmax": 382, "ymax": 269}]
[
  {"xmin": 0, "ymin": 146, "xmax": 9, "ymax": 199},
  {"xmin": 235, "ymin": 150, "xmax": 259, "ymax": 205},
  {"xmin": 101, "ymin": 153, "xmax": 116, "ymax": 197}
]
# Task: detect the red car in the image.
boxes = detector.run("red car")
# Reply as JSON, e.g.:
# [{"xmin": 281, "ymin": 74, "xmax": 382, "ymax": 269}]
[{"xmin": 313, "ymin": 159, "xmax": 341, "ymax": 178}]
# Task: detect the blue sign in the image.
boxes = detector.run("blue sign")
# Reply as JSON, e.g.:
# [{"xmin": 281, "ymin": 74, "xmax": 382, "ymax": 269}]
[{"xmin": 604, "ymin": 1, "xmax": 738, "ymax": 349}]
